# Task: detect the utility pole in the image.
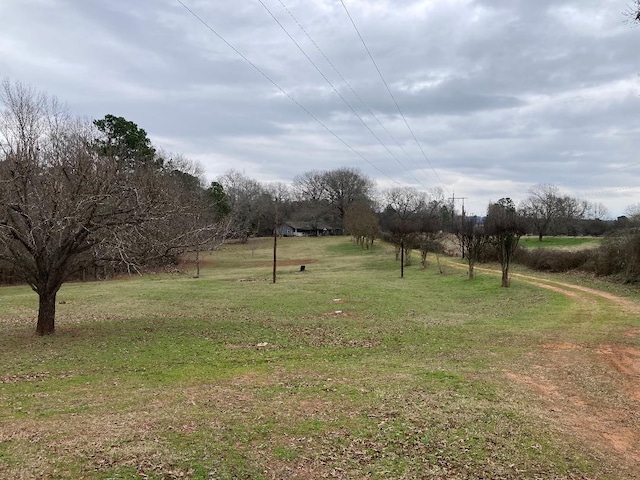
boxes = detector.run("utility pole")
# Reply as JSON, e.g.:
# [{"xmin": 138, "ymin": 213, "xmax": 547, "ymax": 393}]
[
  {"xmin": 449, "ymin": 193, "xmax": 468, "ymax": 221},
  {"xmin": 400, "ymin": 239, "xmax": 404, "ymax": 278},
  {"xmin": 273, "ymin": 197, "xmax": 278, "ymax": 284}
]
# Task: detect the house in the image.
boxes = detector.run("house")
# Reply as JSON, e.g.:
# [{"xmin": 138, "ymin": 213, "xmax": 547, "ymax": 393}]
[{"xmin": 277, "ymin": 221, "xmax": 341, "ymax": 237}]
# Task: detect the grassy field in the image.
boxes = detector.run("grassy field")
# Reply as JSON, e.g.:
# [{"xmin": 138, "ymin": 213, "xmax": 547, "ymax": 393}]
[
  {"xmin": 519, "ymin": 236, "xmax": 602, "ymax": 250},
  {"xmin": 1, "ymin": 237, "xmax": 638, "ymax": 479}
]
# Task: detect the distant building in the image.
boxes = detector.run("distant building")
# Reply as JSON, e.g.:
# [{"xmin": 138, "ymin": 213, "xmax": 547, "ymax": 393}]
[{"xmin": 277, "ymin": 221, "xmax": 341, "ymax": 237}]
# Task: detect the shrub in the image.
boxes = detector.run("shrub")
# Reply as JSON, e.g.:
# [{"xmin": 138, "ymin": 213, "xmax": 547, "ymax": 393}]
[
  {"xmin": 512, "ymin": 229, "xmax": 640, "ymax": 283},
  {"xmin": 596, "ymin": 229, "xmax": 640, "ymax": 282},
  {"xmin": 516, "ymin": 248, "xmax": 593, "ymax": 273}
]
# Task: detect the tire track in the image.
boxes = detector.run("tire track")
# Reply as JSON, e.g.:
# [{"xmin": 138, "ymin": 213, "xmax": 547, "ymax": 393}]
[{"xmin": 445, "ymin": 259, "xmax": 640, "ymax": 476}]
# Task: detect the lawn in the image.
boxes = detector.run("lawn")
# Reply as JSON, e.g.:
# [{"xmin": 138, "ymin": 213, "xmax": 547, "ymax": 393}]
[
  {"xmin": 1, "ymin": 237, "xmax": 638, "ymax": 479},
  {"xmin": 519, "ymin": 236, "xmax": 602, "ymax": 250}
]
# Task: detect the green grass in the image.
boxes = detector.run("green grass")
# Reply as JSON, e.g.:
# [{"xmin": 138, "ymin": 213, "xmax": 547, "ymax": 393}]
[
  {"xmin": 0, "ymin": 237, "xmax": 638, "ymax": 479},
  {"xmin": 519, "ymin": 235, "xmax": 602, "ymax": 250}
]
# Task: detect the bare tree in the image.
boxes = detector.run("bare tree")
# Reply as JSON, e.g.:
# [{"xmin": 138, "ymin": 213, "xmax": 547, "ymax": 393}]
[
  {"xmin": 344, "ymin": 201, "xmax": 380, "ymax": 248},
  {"xmin": 415, "ymin": 188, "xmax": 445, "ymax": 269},
  {"xmin": 417, "ymin": 231, "xmax": 444, "ymax": 271},
  {"xmin": 323, "ymin": 167, "xmax": 374, "ymax": 224},
  {"xmin": 519, "ymin": 184, "xmax": 561, "ymax": 242},
  {"xmin": 624, "ymin": 1, "xmax": 640, "ymax": 22},
  {"xmin": 0, "ymin": 83, "xmax": 153, "ymax": 333},
  {"xmin": 293, "ymin": 170, "xmax": 327, "ymax": 202},
  {"xmin": 294, "ymin": 167, "xmax": 374, "ymax": 230},
  {"xmin": 624, "ymin": 203, "xmax": 640, "ymax": 224},
  {"xmin": 485, "ymin": 198, "xmax": 527, "ymax": 287},
  {"xmin": 219, "ymin": 170, "xmax": 273, "ymax": 241},
  {"xmin": 555, "ymin": 195, "xmax": 589, "ymax": 235},
  {"xmin": 266, "ymin": 181, "xmax": 294, "ymax": 231},
  {"xmin": 292, "ymin": 170, "xmax": 333, "ymax": 233},
  {"xmin": 0, "ymin": 81, "xmax": 225, "ymax": 334},
  {"xmin": 380, "ymin": 187, "xmax": 427, "ymax": 265},
  {"xmin": 585, "ymin": 202, "xmax": 610, "ymax": 221},
  {"xmin": 454, "ymin": 216, "xmax": 488, "ymax": 280},
  {"xmin": 520, "ymin": 185, "xmax": 593, "ymax": 238}
]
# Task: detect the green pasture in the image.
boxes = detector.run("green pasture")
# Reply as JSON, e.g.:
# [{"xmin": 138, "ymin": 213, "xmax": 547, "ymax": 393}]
[
  {"xmin": 519, "ymin": 236, "xmax": 602, "ymax": 250},
  {"xmin": 0, "ymin": 237, "xmax": 637, "ymax": 479}
]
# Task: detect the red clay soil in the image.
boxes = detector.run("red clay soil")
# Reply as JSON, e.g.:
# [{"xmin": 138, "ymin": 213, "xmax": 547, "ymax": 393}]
[
  {"xmin": 500, "ymin": 272, "xmax": 640, "ymax": 476},
  {"xmin": 447, "ymin": 261, "xmax": 640, "ymax": 475}
]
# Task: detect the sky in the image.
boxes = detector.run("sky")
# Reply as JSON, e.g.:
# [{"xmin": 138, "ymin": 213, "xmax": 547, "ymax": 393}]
[{"xmin": 1, "ymin": 0, "xmax": 638, "ymax": 217}]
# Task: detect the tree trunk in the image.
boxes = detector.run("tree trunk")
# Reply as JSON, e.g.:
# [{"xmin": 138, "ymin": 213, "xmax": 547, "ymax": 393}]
[
  {"xmin": 501, "ymin": 267, "xmax": 510, "ymax": 287},
  {"xmin": 36, "ymin": 290, "xmax": 57, "ymax": 335},
  {"xmin": 499, "ymin": 241, "xmax": 511, "ymax": 287},
  {"xmin": 468, "ymin": 259, "xmax": 475, "ymax": 280},
  {"xmin": 538, "ymin": 233, "xmax": 543, "ymax": 242},
  {"xmin": 404, "ymin": 248, "xmax": 412, "ymax": 266}
]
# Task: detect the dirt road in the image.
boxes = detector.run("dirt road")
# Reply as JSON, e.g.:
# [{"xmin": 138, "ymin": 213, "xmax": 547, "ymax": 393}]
[{"xmin": 449, "ymin": 262, "xmax": 640, "ymax": 477}]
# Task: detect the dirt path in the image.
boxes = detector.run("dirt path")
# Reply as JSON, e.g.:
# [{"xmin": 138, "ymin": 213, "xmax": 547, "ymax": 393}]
[{"xmin": 448, "ymin": 261, "xmax": 640, "ymax": 476}]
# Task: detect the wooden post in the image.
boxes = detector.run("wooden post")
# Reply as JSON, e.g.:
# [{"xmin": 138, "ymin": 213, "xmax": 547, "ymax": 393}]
[
  {"xmin": 273, "ymin": 198, "xmax": 278, "ymax": 284},
  {"xmin": 400, "ymin": 239, "xmax": 404, "ymax": 278}
]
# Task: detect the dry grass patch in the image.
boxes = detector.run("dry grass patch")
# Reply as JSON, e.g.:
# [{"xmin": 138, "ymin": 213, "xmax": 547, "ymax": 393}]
[{"xmin": 1, "ymin": 409, "xmax": 184, "ymax": 479}]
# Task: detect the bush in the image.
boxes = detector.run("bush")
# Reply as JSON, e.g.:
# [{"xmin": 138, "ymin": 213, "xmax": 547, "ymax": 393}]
[
  {"xmin": 516, "ymin": 248, "xmax": 593, "ymax": 273},
  {"xmin": 511, "ymin": 229, "xmax": 640, "ymax": 283},
  {"xmin": 595, "ymin": 229, "xmax": 640, "ymax": 282}
]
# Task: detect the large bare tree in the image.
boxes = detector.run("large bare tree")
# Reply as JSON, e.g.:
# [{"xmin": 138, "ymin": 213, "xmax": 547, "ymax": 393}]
[
  {"xmin": 519, "ymin": 184, "xmax": 561, "ymax": 242},
  {"xmin": 323, "ymin": 167, "xmax": 374, "ymax": 223},
  {"xmin": 0, "ymin": 81, "xmax": 224, "ymax": 335},
  {"xmin": 293, "ymin": 167, "xmax": 374, "ymax": 230},
  {"xmin": 520, "ymin": 185, "xmax": 593, "ymax": 239},
  {"xmin": 0, "ymin": 82, "xmax": 152, "ymax": 334}
]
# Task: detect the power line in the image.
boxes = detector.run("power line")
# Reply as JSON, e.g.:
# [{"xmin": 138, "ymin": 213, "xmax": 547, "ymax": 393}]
[
  {"xmin": 275, "ymin": 0, "xmax": 432, "ymax": 190},
  {"xmin": 573, "ymin": 185, "xmax": 640, "ymax": 197},
  {"xmin": 560, "ymin": 160, "xmax": 640, "ymax": 187},
  {"xmin": 338, "ymin": 0, "xmax": 449, "ymax": 195},
  {"xmin": 255, "ymin": 0, "xmax": 421, "ymax": 186},
  {"xmin": 175, "ymin": 0, "xmax": 401, "ymax": 186}
]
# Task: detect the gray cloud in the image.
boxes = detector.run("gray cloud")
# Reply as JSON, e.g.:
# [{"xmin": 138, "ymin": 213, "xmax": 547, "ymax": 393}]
[{"xmin": 1, "ymin": 0, "xmax": 638, "ymax": 216}]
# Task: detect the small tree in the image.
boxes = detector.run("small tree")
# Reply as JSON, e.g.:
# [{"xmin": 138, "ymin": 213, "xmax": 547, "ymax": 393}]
[
  {"xmin": 206, "ymin": 181, "xmax": 231, "ymax": 218},
  {"xmin": 417, "ymin": 232, "xmax": 445, "ymax": 271},
  {"xmin": 416, "ymin": 195, "xmax": 445, "ymax": 270},
  {"xmin": 344, "ymin": 201, "xmax": 380, "ymax": 248},
  {"xmin": 380, "ymin": 187, "xmax": 427, "ymax": 265},
  {"xmin": 454, "ymin": 216, "xmax": 488, "ymax": 280},
  {"xmin": 485, "ymin": 198, "xmax": 527, "ymax": 287}
]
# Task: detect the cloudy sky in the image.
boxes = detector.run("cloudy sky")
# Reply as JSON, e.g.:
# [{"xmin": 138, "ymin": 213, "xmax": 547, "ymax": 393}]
[{"xmin": 1, "ymin": 0, "xmax": 638, "ymax": 216}]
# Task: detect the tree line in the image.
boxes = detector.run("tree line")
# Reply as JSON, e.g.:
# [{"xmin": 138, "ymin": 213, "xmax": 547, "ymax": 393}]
[{"xmin": 1, "ymin": 81, "xmax": 637, "ymax": 335}]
